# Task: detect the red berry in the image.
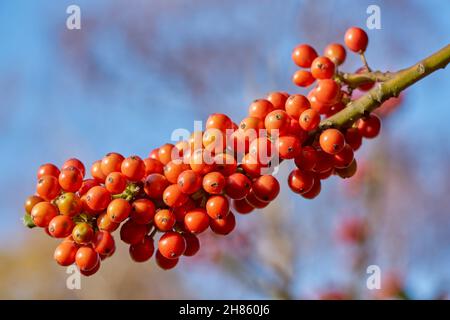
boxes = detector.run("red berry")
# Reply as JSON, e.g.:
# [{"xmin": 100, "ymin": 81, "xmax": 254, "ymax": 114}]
[
  {"xmin": 158, "ymin": 231, "xmax": 186, "ymax": 259},
  {"xmin": 311, "ymin": 56, "xmax": 335, "ymax": 79},
  {"xmin": 315, "ymin": 79, "xmax": 341, "ymax": 105},
  {"xmin": 225, "ymin": 173, "xmax": 252, "ymax": 200},
  {"xmin": 292, "ymin": 70, "xmax": 315, "ymax": 87},
  {"xmin": 129, "ymin": 236, "xmax": 154, "ymax": 262},
  {"xmin": 75, "ymin": 246, "xmax": 99, "ymax": 272},
  {"xmin": 319, "ymin": 129, "xmax": 345, "ymax": 154},
  {"xmin": 299, "ymin": 109, "xmax": 320, "ymax": 131},
  {"xmin": 37, "ymin": 163, "xmax": 60, "ymax": 179},
  {"xmin": 206, "ymin": 195, "xmax": 230, "ymax": 219},
  {"xmin": 183, "ymin": 233, "xmax": 200, "ymax": 257},
  {"xmin": 288, "ymin": 169, "xmax": 315, "ymax": 194},
  {"xmin": 344, "ymin": 27, "xmax": 368, "ymax": 53},
  {"xmin": 251, "ymin": 175, "xmax": 280, "ymax": 202},
  {"xmin": 248, "ymin": 99, "xmax": 274, "ymax": 120},
  {"xmin": 93, "ymin": 231, "xmax": 115, "ymax": 256},
  {"xmin": 324, "ymin": 43, "xmax": 346, "ymax": 66},
  {"xmin": 233, "ymin": 198, "xmax": 254, "ymax": 215},
  {"xmin": 54, "ymin": 241, "xmax": 78, "ymax": 266},
  {"xmin": 48, "ymin": 215, "xmax": 75, "ymax": 238},
  {"xmin": 345, "ymin": 127, "xmax": 363, "ymax": 150},
  {"xmin": 292, "ymin": 44, "xmax": 318, "ymax": 68},
  {"xmin": 267, "ymin": 91, "xmax": 289, "ymax": 110},
  {"xmin": 155, "ymin": 250, "xmax": 179, "ymax": 270},
  {"xmin": 333, "ymin": 144, "xmax": 354, "ymax": 169},
  {"xmin": 285, "ymin": 94, "xmax": 310, "ymax": 119},
  {"xmin": 120, "ymin": 220, "xmax": 147, "ymax": 245},
  {"xmin": 202, "ymin": 172, "xmax": 226, "ymax": 195},
  {"xmin": 357, "ymin": 114, "xmax": 381, "ymax": 138},
  {"xmin": 277, "ymin": 135, "xmax": 302, "ymax": 159},
  {"xmin": 184, "ymin": 209, "xmax": 210, "ymax": 234},
  {"xmin": 294, "ymin": 146, "xmax": 318, "ymax": 171},
  {"xmin": 210, "ymin": 212, "xmax": 236, "ymax": 235}
]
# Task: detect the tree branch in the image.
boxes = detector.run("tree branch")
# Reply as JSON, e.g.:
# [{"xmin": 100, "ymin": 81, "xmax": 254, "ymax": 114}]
[
  {"xmin": 335, "ymin": 70, "xmax": 394, "ymax": 88},
  {"xmin": 320, "ymin": 44, "xmax": 450, "ymax": 130}
]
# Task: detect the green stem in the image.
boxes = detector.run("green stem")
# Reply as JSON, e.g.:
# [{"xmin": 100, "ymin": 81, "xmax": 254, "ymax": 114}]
[{"xmin": 320, "ymin": 44, "xmax": 450, "ymax": 130}]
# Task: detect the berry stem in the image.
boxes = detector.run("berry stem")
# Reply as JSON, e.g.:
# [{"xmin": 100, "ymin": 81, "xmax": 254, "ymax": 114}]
[
  {"xmin": 359, "ymin": 52, "xmax": 371, "ymax": 71},
  {"xmin": 320, "ymin": 43, "xmax": 450, "ymax": 130}
]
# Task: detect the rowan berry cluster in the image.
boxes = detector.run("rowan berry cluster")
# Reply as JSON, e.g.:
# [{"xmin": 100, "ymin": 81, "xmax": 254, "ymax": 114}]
[{"xmin": 23, "ymin": 27, "xmax": 382, "ymax": 276}]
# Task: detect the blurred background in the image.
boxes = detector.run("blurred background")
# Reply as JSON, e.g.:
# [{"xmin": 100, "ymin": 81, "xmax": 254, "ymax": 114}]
[{"xmin": 0, "ymin": 0, "xmax": 449, "ymax": 299}]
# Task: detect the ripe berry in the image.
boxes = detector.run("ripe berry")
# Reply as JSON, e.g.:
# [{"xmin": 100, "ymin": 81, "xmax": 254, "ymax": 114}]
[
  {"xmin": 225, "ymin": 173, "xmax": 251, "ymax": 200},
  {"xmin": 177, "ymin": 170, "xmax": 202, "ymax": 194},
  {"xmin": 252, "ymin": 175, "xmax": 280, "ymax": 202},
  {"xmin": 163, "ymin": 184, "xmax": 188, "ymax": 207},
  {"xmin": 345, "ymin": 127, "xmax": 363, "ymax": 150},
  {"xmin": 96, "ymin": 212, "xmax": 120, "ymax": 233},
  {"xmin": 203, "ymin": 128, "xmax": 227, "ymax": 153},
  {"xmin": 239, "ymin": 116, "xmax": 264, "ymax": 133},
  {"xmin": 86, "ymin": 186, "xmax": 111, "ymax": 212},
  {"xmin": 248, "ymin": 99, "xmax": 274, "ymax": 120},
  {"xmin": 299, "ymin": 109, "xmax": 320, "ymax": 131},
  {"xmin": 267, "ymin": 91, "xmax": 289, "ymax": 109},
  {"xmin": 62, "ymin": 158, "xmax": 86, "ymax": 178},
  {"xmin": 37, "ymin": 163, "xmax": 60, "ymax": 179},
  {"xmin": 311, "ymin": 56, "xmax": 335, "ymax": 79},
  {"xmin": 107, "ymin": 198, "xmax": 131, "ymax": 223},
  {"xmin": 249, "ymin": 137, "xmax": 274, "ymax": 165},
  {"xmin": 24, "ymin": 195, "xmax": 43, "ymax": 214},
  {"xmin": 285, "ymin": 94, "xmax": 310, "ymax": 119},
  {"xmin": 58, "ymin": 166, "xmax": 83, "ymax": 192},
  {"xmin": 292, "ymin": 70, "xmax": 315, "ymax": 87},
  {"xmin": 189, "ymin": 149, "xmax": 216, "ymax": 175},
  {"xmin": 80, "ymin": 260, "xmax": 100, "ymax": 276},
  {"xmin": 301, "ymin": 178, "xmax": 321, "ymax": 199},
  {"xmin": 233, "ymin": 198, "xmax": 254, "ymax": 215},
  {"xmin": 202, "ymin": 172, "xmax": 226, "ymax": 194},
  {"xmin": 288, "ymin": 169, "xmax": 314, "ymax": 194},
  {"xmin": 184, "ymin": 209, "xmax": 210, "ymax": 234},
  {"xmin": 277, "ymin": 135, "xmax": 302, "ymax": 159},
  {"xmin": 149, "ymin": 148, "xmax": 160, "ymax": 160},
  {"xmin": 206, "ymin": 113, "xmax": 233, "ymax": 132},
  {"xmin": 292, "ymin": 44, "xmax": 318, "ymax": 68},
  {"xmin": 36, "ymin": 175, "xmax": 60, "ymax": 201},
  {"xmin": 130, "ymin": 199, "xmax": 156, "ymax": 225},
  {"xmin": 206, "ymin": 195, "xmax": 230, "ymax": 219},
  {"xmin": 93, "ymin": 231, "xmax": 115, "ymax": 256},
  {"xmin": 335, "ymin": 158, "xmax": 357, "ymax": 179},
  {"xmin": 154, "ymin": 209, "xmax": 176, "ymax": 231},
  {"xmin": 54, "ymin": 241, "xmax": 78, "ymax": 266},
  {"xmin": 155, "ymin": 250, "xmax": 179, "ymax": 270},
  {"xmin": 264, "ymin": 110, "xmax": 290, "ymax": 136},
  {"xmin": 315, "ymin": 79, "xmax": 341, "ymax": 104},
  {"xmin": 164, "ymin": 160, "xmax": 190, "ymax": 184},
  {"xmin": 101, "ymin": 152, "xmax": 124, "ymax": 176},
  {"xmin": 324, "ymin": 43, "xmax": 346, "ymax": 66},
  {"xmin": 91, "ymin": 160, "xmax": 106, "ymax": 183},
  {"xmin": 78, "ymin": 179, "xmax": 99, "ymax": 196},
  {"xmin": 121, "ymin": 156, "xmax": 145, "ymax": 182},
  {"xmin": 308, "ymin": 89, "xmax": 332, "ymax": 114},
  {"xmin": 105, "ymin": 172, "xmax": 127, "ymax": 194},
  {"xmin": 245, "ymin": 189, "xmax": 269, "ymax": 209},
  {"xmin": 129, "ymin": 236, "xmax": 154, "ymax": 262},
  {"xmin": 319, "ymin": 129, "xmax": 345, "ymax": 154},
  {"xmin": 313, "ymin": 150, "xmax": 335, "ymax": 173},
  {"xmin": 158, "ymin": 231, "xmax": 186, "ymax": 259},
  {"xmin": 183, "ymin": 233, "xmax": 200, "ymax": 257},
  {"xmin": 120, "ymin": 220, "xmax": 147, "ymax": 245},
  {"xmin": 72, "ymin": 222, "xmax": 94, "ymax": 244},
  {"xmin": 214, "ymin": 153, "xmax": 238, "ymax": 176},
  {"xmin": 158, "ymin": 144, "xmax": 175, "ymax": 165},
  {"xmin": 31, "ymin": 202, "xmax": 58, "ymax": 228},
  {"xmin": 357, "ymin": 114, "xmax": 381, "ymax": 138},
  {"xmin": 75, "ymin": 246, "xmax": 99, "ymax": 272},
  {"xmin": 144, "ymin": 173, "xmax": 170, "ymax": 199},
  {"xmin": 143, "ymin": 158, "xmax": 164, "ymax": 175},
  {"xmin": 241, "ymin": 153, "xmax": 266, "ymax": 178},
  {"xmin": 333, "ymin": 144, "xmax": 354, "ymax": 169},
  {"xmin": 210, "ymin": 211, "xmax": 236, "ymax": 235},
  {"xmin": 344, "ymin": 27, "xmax": 368, "ymax": 53},
  {"xmin": 48, "ymin": 215, "xmax": 75, "ymax": 238},
  {"xmin": 294, "ymin": 146, "xmax": 318, "ymax": 171},
  {"xmin": 326, "ymin": 102, "xmax": 345, "ymax": 118}
]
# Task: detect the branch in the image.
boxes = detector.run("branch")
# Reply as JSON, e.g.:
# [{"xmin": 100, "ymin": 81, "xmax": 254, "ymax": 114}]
[
  {"xmin": 320, "ymin": 44, "xmax": 450, "ymax": 130},
  {"xmin": 335, "ymin": 70, "xmax": 394, "ymax": 88}
]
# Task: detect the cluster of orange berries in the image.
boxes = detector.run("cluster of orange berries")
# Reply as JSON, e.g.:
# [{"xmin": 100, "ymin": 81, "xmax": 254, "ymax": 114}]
[{"xmin": 23, "ymin": 27, "xmax": 382, "ymax": 276}]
